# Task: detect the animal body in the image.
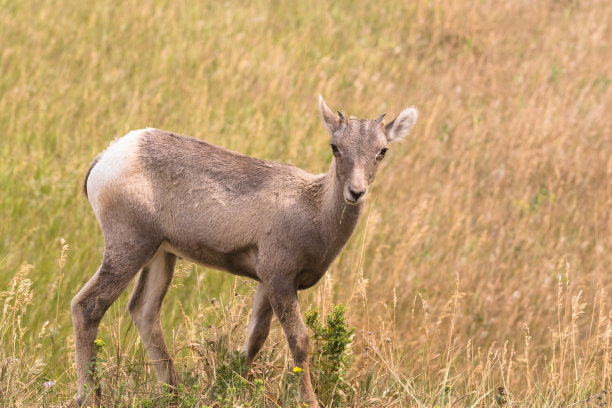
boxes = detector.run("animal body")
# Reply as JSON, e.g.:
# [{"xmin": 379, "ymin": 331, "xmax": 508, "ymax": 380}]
[{"xmin": 72, "ymin": 97, "xmax": 417, "ymax": 406}]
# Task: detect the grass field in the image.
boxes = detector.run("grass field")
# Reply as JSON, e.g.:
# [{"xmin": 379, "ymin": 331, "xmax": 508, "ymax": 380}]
[{"xmin": 1, "ymin": 0, "xmax": 612, "ymax": 406}]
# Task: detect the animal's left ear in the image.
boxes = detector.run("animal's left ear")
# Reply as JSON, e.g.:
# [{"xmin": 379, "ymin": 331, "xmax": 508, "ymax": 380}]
[{"xmin": 384, "ymin": 107, "xmax": 418, "ymax": 143}]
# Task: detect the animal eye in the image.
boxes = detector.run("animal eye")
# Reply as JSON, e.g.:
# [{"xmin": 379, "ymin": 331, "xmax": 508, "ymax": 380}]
[
  {"xmin": 377, "ymin": 148, "xmax": 388, "ymax": 160},
  {"xmin": 330, "ymin": 144, "xmax": 341, "ymax": 157}
]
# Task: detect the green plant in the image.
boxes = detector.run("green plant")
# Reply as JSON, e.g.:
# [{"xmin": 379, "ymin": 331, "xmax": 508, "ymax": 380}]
[
  {"xmin": 305, "ymin": 304, "xmax": 355, "ymax": 407},
  {"xmin": 207, "ymin": 345, "xmax": 266, "ymax": 408},
  {"xmin": 209, "ymin": 349, "xmax": 248, "ymax": 406},
  {"xmin": 84, "ymin": 338, "xmax": 106, "ymax": 403},
  {"xmin": 282, "ymin": 366, "xmax": 305, "ymax": 407}
]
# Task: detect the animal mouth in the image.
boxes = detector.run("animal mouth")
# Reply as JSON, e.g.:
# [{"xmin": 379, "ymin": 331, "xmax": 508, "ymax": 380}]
[{"xmin": 344, "ymin": 196, "xmax": 361, "ymax": 205}]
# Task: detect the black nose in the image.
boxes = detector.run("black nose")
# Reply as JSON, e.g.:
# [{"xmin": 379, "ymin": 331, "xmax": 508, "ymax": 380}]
[{"xmin": 348, "ymin": 187, "xmax": 365, "ymax": 201}]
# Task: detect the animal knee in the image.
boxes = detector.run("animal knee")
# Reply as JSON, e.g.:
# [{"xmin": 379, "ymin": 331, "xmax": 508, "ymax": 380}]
[
  {"xmin": 128, "ymin": 302, "xmax": 156, "ymax": 328},
  {"xmin": 71, "ymin": 295, "xmax": 109, "ymax": 327},
  {"xmin": 127, "ymin": 303, "xmax": 144, "ymax": 325},
  {"xmin": 253, "ymin": 316, "xmax": 271, "ymax": 336},
  {"xmin": 127, "ymin": 297, "xmax": 139, "ymax": 319},
  {"xmin": 71, "ymin": 295, "xmax": 82, "ymax": 317},
  {"xmin": 71, "ymin": 294, "xmax": 89, "ymax": 321},
  {"xmin": 287, "ymin": 331, "xmax": 310, "ymax": 363}
]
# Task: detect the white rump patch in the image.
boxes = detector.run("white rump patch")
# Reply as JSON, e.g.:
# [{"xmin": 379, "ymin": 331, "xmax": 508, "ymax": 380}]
[{"xmin": 87, "ymin": 129, "xmax": 148, "ymax": 217}]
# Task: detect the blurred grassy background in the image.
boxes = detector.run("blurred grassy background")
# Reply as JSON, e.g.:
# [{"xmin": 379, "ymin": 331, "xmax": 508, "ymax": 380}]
[{"xmin": 1, "ymin": 0, "xmax": 611, "ymax": 405}]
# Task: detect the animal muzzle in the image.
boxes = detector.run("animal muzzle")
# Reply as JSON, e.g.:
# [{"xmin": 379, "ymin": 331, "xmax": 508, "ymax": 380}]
[{"xmin": 344, "ymin": 185, "xmax": 367, "ymax": 204}]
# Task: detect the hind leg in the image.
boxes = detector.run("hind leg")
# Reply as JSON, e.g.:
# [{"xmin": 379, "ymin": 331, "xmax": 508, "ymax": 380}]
[
  {"xmin": 241, "ymin": 283, "xmax": 273, "ymax": 371},
  {"xmin": 72, "ymin": 239, "xmax": 158, "ymax": 406},
  {"xmin": 128, "ymin": 249, "xmax": 179, "ymax": 387}
]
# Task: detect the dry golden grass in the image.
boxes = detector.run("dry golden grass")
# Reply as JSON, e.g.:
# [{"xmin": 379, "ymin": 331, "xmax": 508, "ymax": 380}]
[{"xmin": 1, "ymin": 0, "xmax": 612, "ymax": 406}]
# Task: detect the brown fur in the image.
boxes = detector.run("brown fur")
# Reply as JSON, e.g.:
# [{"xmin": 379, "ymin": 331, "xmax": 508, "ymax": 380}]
[{"xmin": 72, "ymin": 97, "xmax": 417, "ymax": 407}]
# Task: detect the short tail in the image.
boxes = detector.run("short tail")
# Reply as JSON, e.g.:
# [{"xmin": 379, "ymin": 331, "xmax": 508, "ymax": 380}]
[{"xmin": 83, "ymin": 156, "xmax": 101, "ymax": 198}]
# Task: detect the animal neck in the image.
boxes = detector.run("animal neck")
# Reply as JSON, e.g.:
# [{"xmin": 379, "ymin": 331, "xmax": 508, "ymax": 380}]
[{"xmin": 319, "ymin": 159, "xmax": 364, "ymax": 249}]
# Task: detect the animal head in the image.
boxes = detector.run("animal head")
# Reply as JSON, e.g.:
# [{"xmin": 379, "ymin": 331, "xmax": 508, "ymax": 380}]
[{"xmin": 318, "ymin": 95, "xmax": 418, "ymax": 205}]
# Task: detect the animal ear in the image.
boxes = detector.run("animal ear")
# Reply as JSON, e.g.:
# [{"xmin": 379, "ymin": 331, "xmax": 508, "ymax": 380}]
[
  {"xmin": 319, "ymin": 95, "xmax": 342, "ymax": 136},
  {"xmin": 384, "ymin": 107, "xmax": 418, "ymax": 142}
]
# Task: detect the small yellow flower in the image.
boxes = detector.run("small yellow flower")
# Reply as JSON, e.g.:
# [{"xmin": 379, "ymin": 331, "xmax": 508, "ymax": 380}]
[
  {"xmin": 94, "ymin": 338, "xmax": 105, "ymax": 348},
  {"xmin": 292, "ymin": 366, "xmax": 303, "ymax": 374}
]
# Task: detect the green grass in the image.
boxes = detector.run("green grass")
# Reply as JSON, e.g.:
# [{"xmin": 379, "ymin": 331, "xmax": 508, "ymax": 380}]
[{"xmin": 1, "ymin": 0, "xmax": 612, "ymax": 406}]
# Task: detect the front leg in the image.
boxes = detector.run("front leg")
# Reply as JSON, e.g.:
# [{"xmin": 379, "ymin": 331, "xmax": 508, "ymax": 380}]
[{"xmin": 262, "ymin": 277, "xmax": 319, "ymax": 407}]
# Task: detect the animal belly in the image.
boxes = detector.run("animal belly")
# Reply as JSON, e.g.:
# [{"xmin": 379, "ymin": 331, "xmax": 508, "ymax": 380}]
[{"xmin": 161, "ymin": 241, "xmax": 259, "ymax": 280}]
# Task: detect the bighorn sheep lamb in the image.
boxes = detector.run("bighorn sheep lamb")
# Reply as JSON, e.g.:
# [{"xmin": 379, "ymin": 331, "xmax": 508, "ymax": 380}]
[{"xmin": 72, "ymin": 96, "xmax": 417, "ymax": 406}]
